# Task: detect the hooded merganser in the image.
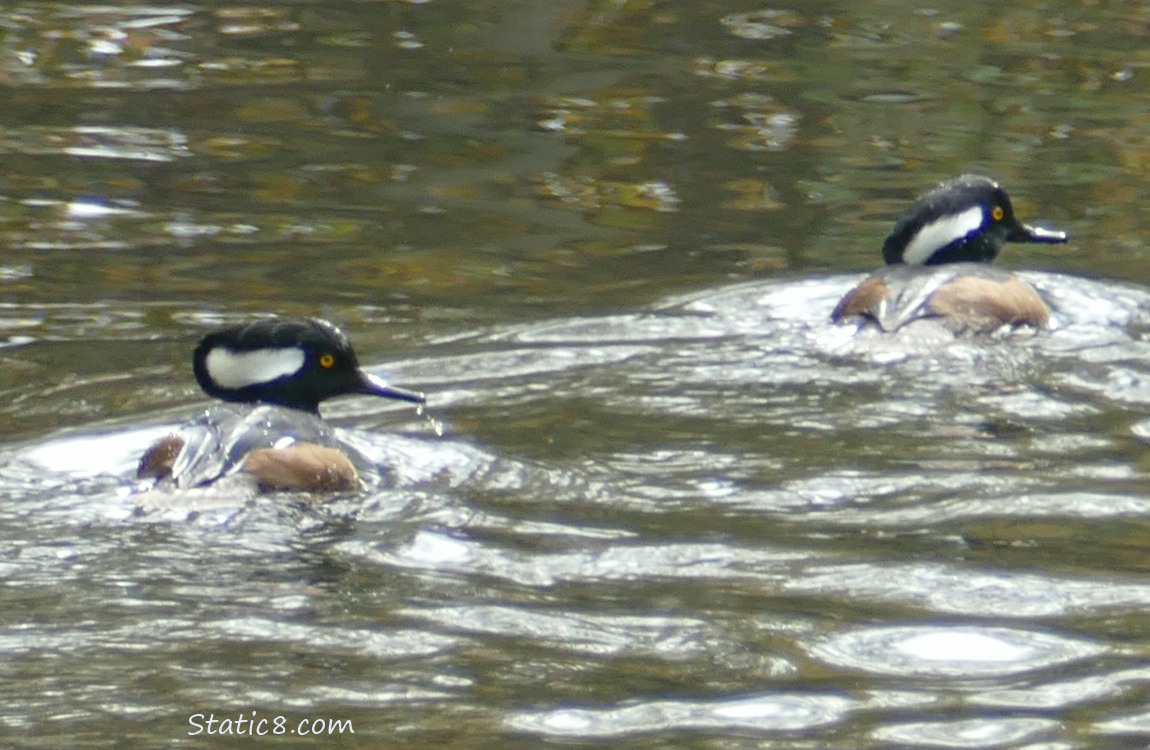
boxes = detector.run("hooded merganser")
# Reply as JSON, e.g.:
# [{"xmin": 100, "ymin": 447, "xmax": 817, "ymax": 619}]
[
  {"xmin": 831, "ymin": 174, "xmax": 1068, "ymax": 334},
  {"xmin": 137, "ymin": 317, "xmax": 425, "ymax": 492}
]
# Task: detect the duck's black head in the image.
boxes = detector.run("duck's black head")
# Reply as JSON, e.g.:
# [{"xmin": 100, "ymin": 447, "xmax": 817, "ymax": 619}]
[
  {"xmin": 881, "ymin": 174, "xmax": 1067, "ymax": 266},
  {"xmin": 191, "ymin": 317, "xmax": 425, "ymax": 414}
]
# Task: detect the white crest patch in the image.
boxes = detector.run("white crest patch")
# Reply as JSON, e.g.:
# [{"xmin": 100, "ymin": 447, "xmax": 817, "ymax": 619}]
[
  {"xmin": 902, "ymin": 205, "xmax": 984, "ymax": 265},
  {"xmin": 205, "ymin": 347, "xmax": 306, "ymax": 390}
]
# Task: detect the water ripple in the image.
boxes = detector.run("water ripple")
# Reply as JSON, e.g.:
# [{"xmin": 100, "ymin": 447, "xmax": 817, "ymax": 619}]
[
  {"xmin": 506, "ymin": 692, "xmax": 852, "ymax": 738},
  {"xmin": 810, "ymin": 624, "xmax": 1104, "ymax": 679}
]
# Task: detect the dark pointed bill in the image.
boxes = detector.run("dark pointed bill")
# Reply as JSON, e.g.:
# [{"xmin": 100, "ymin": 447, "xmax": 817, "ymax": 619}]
[
  {"xmin": 1011, "ymin": 223, "xmax": 1068, "ymax": 244},
  {"xmin": 358, "ymin": 371, "xmax": 426, "ymax": 405}
]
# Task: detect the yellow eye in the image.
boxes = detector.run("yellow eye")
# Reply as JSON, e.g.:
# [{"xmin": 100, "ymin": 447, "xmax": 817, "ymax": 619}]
[
  {"xmin": 992, "ymin": 205, "xmax": 1005, "ymax": 222},
  {"xmin": 319, "ymin": 353, "xmax": 336, "ymax": 369}
]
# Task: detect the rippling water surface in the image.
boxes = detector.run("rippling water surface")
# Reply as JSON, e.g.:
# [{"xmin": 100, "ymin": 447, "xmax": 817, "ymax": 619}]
[{"xmin": 5, "ymin": 2, "xmax": 1150, "ymax": 748}]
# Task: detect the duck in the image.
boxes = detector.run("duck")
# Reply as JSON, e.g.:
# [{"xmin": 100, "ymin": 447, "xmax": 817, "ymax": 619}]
[
  {"xmin": 136, "ymin": 317, "xmax": 425, "ymax": 492},
  {"xmin": 831, "ymin": 174, "xmax": 1068, "ymax": 334}
]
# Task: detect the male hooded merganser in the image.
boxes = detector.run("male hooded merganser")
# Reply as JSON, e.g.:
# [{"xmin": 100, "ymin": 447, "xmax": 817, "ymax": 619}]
[
  {"xmin": 137, "ymin": 317, "xmax": 425, "ymax": 492},
  {"xmin": 831, "ymin": 174, "xmax": 1068, "ymax": 334}
]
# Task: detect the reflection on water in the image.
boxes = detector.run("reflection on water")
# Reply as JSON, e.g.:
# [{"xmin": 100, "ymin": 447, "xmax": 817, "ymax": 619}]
[
  {"xmin": 809, "ymin": 625, "xmax": 1105, "ymax": 678},
  {"xmin": 6, "ymin": 272, "xmax": 1150, "ymax": 746},
  {"xmin": 507, "ymin": 693, "xmax": 853, "ymax": 738},
  {"xmin": 4, "ymin": 0, "xmax": 1150, "ymax": 747}
]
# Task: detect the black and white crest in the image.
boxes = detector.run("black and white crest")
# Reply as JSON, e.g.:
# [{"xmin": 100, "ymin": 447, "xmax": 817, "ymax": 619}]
[
  {"xmin": 191, "ymin": 318, "xmax": 424, "ymax": 413},
  {"xmin": 882, "ymin": 175, "xmax": 1066, "ymax": 266}
]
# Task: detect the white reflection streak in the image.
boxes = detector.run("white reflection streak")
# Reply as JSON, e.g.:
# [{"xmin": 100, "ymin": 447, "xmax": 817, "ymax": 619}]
[
  {"xmin": 506, "ymin": 693, "xmax": 851, "ymax": 737},
  {"xmin": 60, "ymin": 126, "xmax": 189, "ymax": 162}
]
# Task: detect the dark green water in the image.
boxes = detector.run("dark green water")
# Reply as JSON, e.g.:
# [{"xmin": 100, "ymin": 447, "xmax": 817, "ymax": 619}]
[{"xmin": 4, "ymin": 2, "xmax": 1150, "ymax": 747}]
